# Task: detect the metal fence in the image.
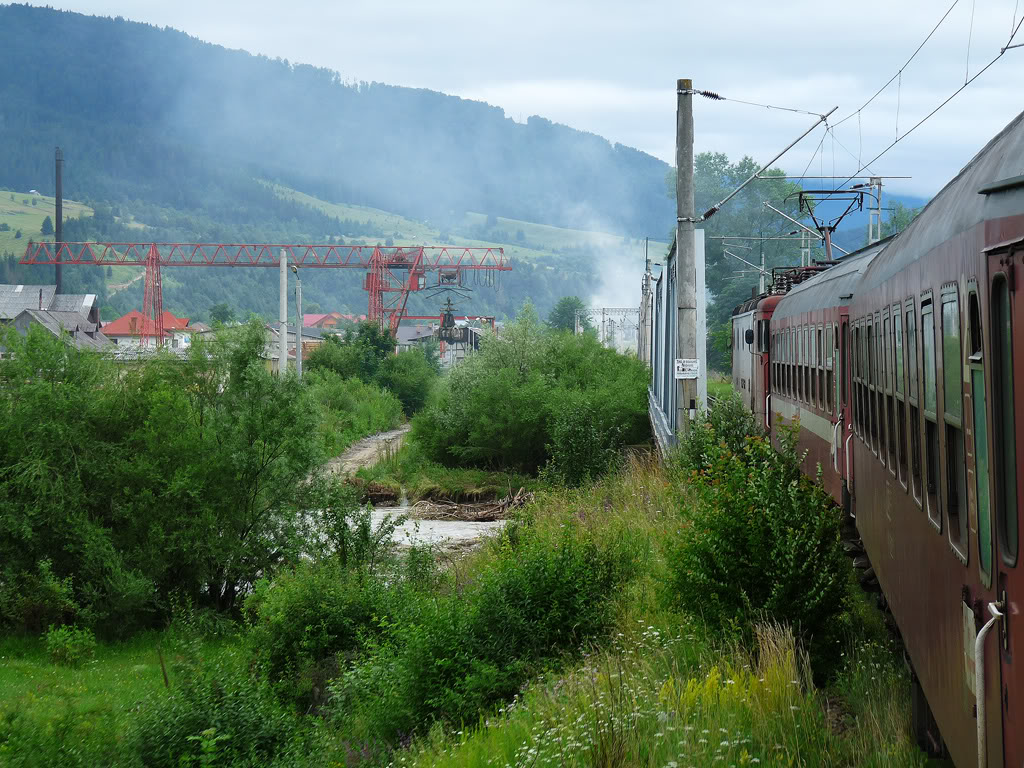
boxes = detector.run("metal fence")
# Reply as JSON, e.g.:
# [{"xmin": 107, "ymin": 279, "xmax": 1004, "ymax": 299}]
[{"xmin": 646, "ymin": 243, "xmax": 677, "ymax": 454}]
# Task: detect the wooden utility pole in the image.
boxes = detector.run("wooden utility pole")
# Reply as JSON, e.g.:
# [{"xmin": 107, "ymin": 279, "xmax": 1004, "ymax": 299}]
[{"xmin": 675, "ymin": 79, "xmax": 697, "ymax": 439}]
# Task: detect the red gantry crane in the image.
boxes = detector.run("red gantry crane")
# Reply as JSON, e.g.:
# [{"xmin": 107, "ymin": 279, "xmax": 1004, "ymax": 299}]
[{"xmin": 21, "ymin": 242, "xmax": 510, "ymax": 344}]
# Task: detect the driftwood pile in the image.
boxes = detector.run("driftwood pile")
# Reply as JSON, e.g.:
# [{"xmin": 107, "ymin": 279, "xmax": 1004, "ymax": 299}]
[{"xmin": 411, "ymin": 487, "xmax": 535, "ymax": 522}]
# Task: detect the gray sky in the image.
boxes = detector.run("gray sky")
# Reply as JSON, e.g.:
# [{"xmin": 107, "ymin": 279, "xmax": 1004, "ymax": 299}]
[{"xmin": 29, "ymin": 0, "xmax": 1024, "ymax": 198}]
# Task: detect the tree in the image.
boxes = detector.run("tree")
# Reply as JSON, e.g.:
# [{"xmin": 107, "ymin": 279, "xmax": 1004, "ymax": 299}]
[
  {"xmin": 40, "ymin": 215, "xmax": 53, "ymax": 235},
  {"xmin": 547, "ymin": 296, "xmax": 590, "ymax": 332},
  {"xmin": 375, "ymin": 347, "xmax": 437, "ymax": 415},
  {"xmin": 666, "ymin": 153, "xmax": 806, "ymax": 373},
  {"xmin": 881, "ymin": 201, "xmax": 921, "ymax": 239},
  {"xmin": 209, "ymin": 302, "xmax": 236, "ymax": 324}
]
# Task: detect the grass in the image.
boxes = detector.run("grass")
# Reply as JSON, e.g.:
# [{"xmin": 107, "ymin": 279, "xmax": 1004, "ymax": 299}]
[
  {"xmin": 708, "ymin": 374, "xmax": 733, "ymax": 401},
  {"xmin": 0, "ymin": 630, "xmax": 241, "ymax": 765},
  {"xmin": 355, "ymin": 439, "xmax": 544, "ymax": 502},
  {"xmin": 387, "ymin": 455, "xmax": 926, "ymax": 768},
  {"xmin": 0, "ymin": 453, "xmax": 926, "ymax": 768},
  {"xmin": 0, "ymin": 191, "xmax": 92, "ymax": 255}
]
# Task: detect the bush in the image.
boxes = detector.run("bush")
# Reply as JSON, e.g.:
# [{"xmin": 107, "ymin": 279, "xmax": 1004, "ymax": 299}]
[
  {"xmin": 44, "ymin": 624, "xmax": 96, "ymax": 667},
  {"xmin": 245, "ymin": 561, "xmax": 399, "ymax": 711},
  {"xmin": 375, "ymin": 347, "xmax": 437, "ymax": 416},
  {"xmin": 0, "ymin": 559, "xmax": 81, "ymax": 633},
  {"xmin": 676, "ymin": 390, "xmax": 760, "ymax": 472},
  {"xmin": 665, "ymin": 424, "xmax": 849, "ymax": 675},
  {"xmin": 412, "ymin": 306, "xmax": 650, "ymax": 476},
  {"xmin": 128, "ymin": 650, "xmax": 298, "ymax": 768},
  {"xmin": 542, "ymin": 392, "xmax": 622, "ymax": 486},
  {"xmin": 305, "ymin": 369, "xmax": 403, "ymax": 456},
  {"xmin": 330, "ymin": 520, "xmax": 636, "ymax": 742}
]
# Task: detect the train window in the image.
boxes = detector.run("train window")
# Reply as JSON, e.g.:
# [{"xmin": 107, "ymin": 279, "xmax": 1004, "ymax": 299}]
[
  {"xmin": 922, "ymin": 297, "xmax": 941, "ymax": 529},
  {"xmin": 967, "ymin": 288, "xmax": 992, "ymax": 582},
  {"xmin": 907, "ymin": 304, "xmax": 923, "ymax": 504},
  {"xmin": 810, "ymin": 326, "xmax": 817, "ymax": 406},
  {"xmin": 804, "ymin": 327, "xmax": 810, "ymax": 403},
  {"xmin": 787, "ymin": 328, "xmax": 793, "ymax": 398},
  {"xmin": 817, "ymin": 325, "xmax": 825, "ymax": 411},
  {"xmin": 991, "ymin": 274, "xmax": 1017, "ymax": 566},
  {"xmin": 801, "ymin": 327, "xmax": 807, "ymax": 404},
  {"xmin": 868, "ymin": 321, "xmax": 878, "ymax": 453},
  {"xmin": 842, "ymin": 322, "xmax": 849, "ymax": 411},
  {"xmin": 852, "ymin": 325, "xmax": 860, "ymax": 435},
  {"xmin": 894, "ymin": 306, "xmax": 905, "ymax": 396},
  {"xmin": 941, "ymin": 290, "xmax": 968, "ymax": 559},
  {"xmin": 826, "ymin": 324, "xmax": 834, "ymax": 415},
  {"xmin": 884, "ymin": 314, "xmax": 896, "ymax": 472},
  {"xmin": 894, "ymin": 306, "xmax": 908, "ymax": 488},
  {"xmin": 876, "ymin": 314, "xmax": 887, "ymax": 465},
  {"xmin": 758, "ymin": 320, "xmax": 769, "ymax": 353}
]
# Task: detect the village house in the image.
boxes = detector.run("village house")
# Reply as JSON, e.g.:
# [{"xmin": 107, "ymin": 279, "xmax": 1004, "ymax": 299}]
[{"xmin": 0, "ymin": 283, "xmax": 109, "ymax": 352}]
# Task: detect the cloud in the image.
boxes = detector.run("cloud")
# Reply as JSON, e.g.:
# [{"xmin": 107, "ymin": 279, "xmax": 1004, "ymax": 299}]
[{"xmin": 26, "ymin": 0, "xmax": 1024, "ymax": 197}]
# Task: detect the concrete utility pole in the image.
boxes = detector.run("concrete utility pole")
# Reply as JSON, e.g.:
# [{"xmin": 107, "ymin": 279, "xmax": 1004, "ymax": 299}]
[
  {"xmin": 279, "ymin": 249, "xmax": 288, "ymax": 375},
  {"xmin": 292, "ymin": 265, "xmax": 302, "ymax": 380},
  {"xmin": 55, "ymin": 147, "xmax": 63, "ymax": 294},
  {"xmin": 676, "ymin": 79, "xmax": 697, "ymax": 439}
]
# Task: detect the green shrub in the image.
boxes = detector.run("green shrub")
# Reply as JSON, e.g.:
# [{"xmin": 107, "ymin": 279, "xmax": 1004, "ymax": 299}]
[
  {"xmin": 0, "ymin": 697, "xmax": 121, "ymax": 767},
  {"xmin": 675, "ymin": 390, "xmax": 760, "ymax": 472},
  {"xmin": 305, "ymin": 370, "xmax": 403, "ymax": 457},
  {"xmin": 0, "ymin": 559, "xmax": 81, "ymax": 633},
  {"xmin": 375, "ymin": 347, "xmax": 437, "ymax": 416},
  {"xmin": 665, "ymin": 426, "xmax": 849, "ymax": 675},
  {"xmin": 128, "ymin": 650, "xmax": 298, "ymax": 768},
  {"xmin": 44, "ymin": 624, "xmax": 96, "ymax": 667},
  {"xmin": 331, "ymin": 520, "xmax": 636, "ymax": 742},
  {"xmin": 412, "ymin": 306, "xmax": 650, "ymax": 475},
  {"xmin": 542, "ymin": 393, "xmax": 621, "ymax": 486},
  {"xmin": 245, "ymin": 561, "xmax": 399, "ymax": 711}
]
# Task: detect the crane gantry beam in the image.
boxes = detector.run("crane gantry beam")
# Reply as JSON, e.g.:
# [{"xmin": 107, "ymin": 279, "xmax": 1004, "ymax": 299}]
[{"xmin": 21, "ymin": 242, "xmax": 510, "ymax": 342}]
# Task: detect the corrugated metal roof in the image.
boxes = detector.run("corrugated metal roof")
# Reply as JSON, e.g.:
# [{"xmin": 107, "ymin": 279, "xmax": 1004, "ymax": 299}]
[
  {"xmin": 772, "ymin": 241, "xmax": 887, "ymax": 322},
  {"xmin": 0, "ymin": 284, "xmax": 56, "ymax": 319},
  {"xmin": 50, "ymin": 293, "xmax": 96, "ymax": 314},
  {"xmin": 16, "ymin": 309, "xmax": 111, "ymax": 350}
]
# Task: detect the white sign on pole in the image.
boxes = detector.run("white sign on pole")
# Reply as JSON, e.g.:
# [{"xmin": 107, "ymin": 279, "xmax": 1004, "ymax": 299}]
[{"xmin": 674, "ymin": 358, "xmax": 699, "ymax": 380}]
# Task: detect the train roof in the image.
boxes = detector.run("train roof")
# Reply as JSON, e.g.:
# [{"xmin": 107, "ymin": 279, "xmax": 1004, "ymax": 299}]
[
  {"xmin": 857, "ymin": 108, "xmax": 1024, "ymax": 295},
  {"xmin": 772, "ymin": 239, "xmax": 888, "ymax": 322}
]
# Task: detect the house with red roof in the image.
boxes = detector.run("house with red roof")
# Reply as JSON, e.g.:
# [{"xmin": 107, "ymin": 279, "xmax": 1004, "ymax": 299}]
[{"xmin": 103, "ymin": 310, "xmax": 197, "ymax": 349}]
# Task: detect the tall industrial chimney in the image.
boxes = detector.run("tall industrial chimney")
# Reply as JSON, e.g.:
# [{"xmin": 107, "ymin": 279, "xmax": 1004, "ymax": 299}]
[{"xmin": 55, "ymin": 147, "xmax": 63, "ymax": 294}]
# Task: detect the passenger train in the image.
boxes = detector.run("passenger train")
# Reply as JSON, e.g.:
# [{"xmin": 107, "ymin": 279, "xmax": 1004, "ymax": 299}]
[{"xmin": 730, "ymin": 110, "xmax": 1024, "ymax": 767}]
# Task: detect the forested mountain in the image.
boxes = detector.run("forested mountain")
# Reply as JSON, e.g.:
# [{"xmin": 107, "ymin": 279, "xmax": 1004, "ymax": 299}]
[{"xmin": 0, "ymin": 4, "xmax": 671, "ymax": 236}]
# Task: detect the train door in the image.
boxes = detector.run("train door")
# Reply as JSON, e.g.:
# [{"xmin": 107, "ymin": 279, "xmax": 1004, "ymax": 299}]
[
  {"xmin": 837, "ymin": 315, "xmax": 852, "ymax": 509},
  {"xmin": 988, "ymin": 241, "xmax": 1023, "ymax": 767}
]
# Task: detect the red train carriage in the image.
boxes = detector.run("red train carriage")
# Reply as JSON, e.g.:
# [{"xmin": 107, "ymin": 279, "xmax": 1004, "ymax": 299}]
[
  {"xmin": 728, "ymin": 109, "xmax": 1024, "ymax": 766},
  {"xmin": 768, "ymin": 242, "xmax": 885, "ymax": 506},
  {"xmin": 845, "ymin": 110, "xmax": 1024, "ymax": 768},
  {"xmin": 731, "ymin": 293, "xmax": 782, "ymax": 429}
]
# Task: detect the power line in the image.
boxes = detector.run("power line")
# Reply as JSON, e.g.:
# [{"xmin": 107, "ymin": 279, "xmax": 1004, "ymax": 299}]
[
  {"xmin": 837, "ymin": 40, "xmax": 1021, "ymax": 190},
  {"xmin": 834, "ymin": 0, "xmax": 961, "ymax": 127},
  {"xmin": 693, "ymin": 89, "xmax": 825, "ymax": 117}
]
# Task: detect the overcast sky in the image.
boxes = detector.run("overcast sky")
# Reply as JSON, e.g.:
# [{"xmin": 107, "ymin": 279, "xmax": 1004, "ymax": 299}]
[{"xmin": 28, "ymin": 0, "xmax": 1024, "ymax": 198}]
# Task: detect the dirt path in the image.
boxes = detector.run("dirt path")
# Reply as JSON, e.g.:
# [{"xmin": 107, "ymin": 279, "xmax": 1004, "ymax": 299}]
[
  {"xmin": 107, "ymin": 270, "xmax": 145, "ymax": 294},
  {"xmin": 327, "ymin": 424, "xmax": 410, "ymax": 475}
]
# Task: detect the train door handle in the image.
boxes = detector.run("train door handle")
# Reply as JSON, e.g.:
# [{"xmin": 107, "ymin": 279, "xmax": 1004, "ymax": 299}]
[{"xmin": 831, "ymin": 416, "xmax": 843, "ymax": 472}]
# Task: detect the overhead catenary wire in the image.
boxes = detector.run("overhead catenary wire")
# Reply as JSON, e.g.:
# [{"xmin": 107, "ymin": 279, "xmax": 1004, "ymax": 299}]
[
  {"xmin": 837, "ymin": 32, "xmax": 1023, "ymax": 190},
  {"xmin": 834, "ymin": 0, "xmax": 961, "ymax": 127},
  {"xmin": 966, "ymin": 0, "xmax": 977, "ymax": 83},
  {"xmin": 693, "ymin": 89, "xmax": 826, "ymax": 118}
]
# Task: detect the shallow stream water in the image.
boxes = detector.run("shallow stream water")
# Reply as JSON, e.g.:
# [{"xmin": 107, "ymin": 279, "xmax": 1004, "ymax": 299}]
[{"xmin": 370, "ymin": 508, "xmax": 505, "ymax": 546}]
